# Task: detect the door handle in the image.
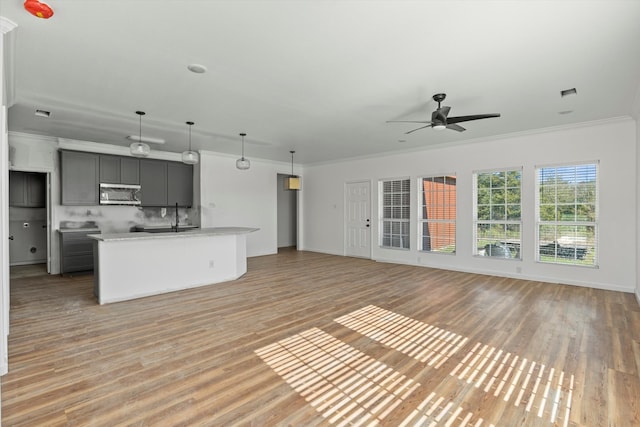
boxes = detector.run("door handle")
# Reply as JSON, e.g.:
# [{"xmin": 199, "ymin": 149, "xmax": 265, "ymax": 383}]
[{"xmin": 8, "ymin": 236, "xmax": 14, "ymax": 240}]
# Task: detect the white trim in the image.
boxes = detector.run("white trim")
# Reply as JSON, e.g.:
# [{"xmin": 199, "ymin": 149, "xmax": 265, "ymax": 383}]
[
  {"xmin": 374, "ymin": 257, "xmax": 635, "ymax": 294},
  {"xmin": 0, "ymin": 17, "xmax": 17, "ymax": 107},
  {"xmin": 305, "ymin": 117, "xmax": 634, "ymax": 167}
]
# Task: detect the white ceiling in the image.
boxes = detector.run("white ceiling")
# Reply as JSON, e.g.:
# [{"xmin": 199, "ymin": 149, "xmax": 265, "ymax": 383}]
[{"xmin": 2, "ymin": 0, "xmax": 640, "ymax": 164}]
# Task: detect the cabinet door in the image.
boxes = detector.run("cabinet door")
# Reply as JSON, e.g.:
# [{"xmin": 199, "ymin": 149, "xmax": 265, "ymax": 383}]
[
  {"xmin": 60, "ymin": 151, "xmax": 99, "ymax": 205},
  {"xmin": 9, "ymin": 171, "xmax": 27, "ymax": 206},
  {"xmin": 139, "ymin": 159, "xmax": 168, "ymax": 206},
  {"xmin": 120, "ymin": 157, "xmax": 140, "ymax": 185},
  {"xmin": 26, "ymin": 173, "xmax": 46, "ymax": 207},
  {"xmin": 167, "ymin": 162, "xmax": 193, "ymax": 207},
  {"xmin": 99, "ymin": 155, "xmax": 121, "ymax": 184}
]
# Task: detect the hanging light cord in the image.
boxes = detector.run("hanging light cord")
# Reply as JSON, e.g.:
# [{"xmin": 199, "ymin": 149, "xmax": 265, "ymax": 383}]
[
  {"xmin": 135, "ymin": 110, "xmax": 145, "ymax": 144},
  {"xmin": 240, "ymin": 133, "xmax": 246, "ymax": 159},
  {"xmin": 187, "ymin": 121, "xmax": 194, "ymax": 151},
  {"xmin": 290, "ymin": 150, "xmax": 295, "ymax": 175}
]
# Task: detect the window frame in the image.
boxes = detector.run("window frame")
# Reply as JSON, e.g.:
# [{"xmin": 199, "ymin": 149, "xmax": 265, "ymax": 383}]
[
  {"xmin": 379, "ymin": 177, "xmax": 411, "ymax": 250},
  {"xmin": 418, "ymin": 174, "xmax": 457, "ymax": 255},
  {"xmin": 535, "ymin": 161, "xmax": 599, "ymax": 267},
  {"xmin": 473, "ymin": 167, "xmax": 523, "ymax": 260}
]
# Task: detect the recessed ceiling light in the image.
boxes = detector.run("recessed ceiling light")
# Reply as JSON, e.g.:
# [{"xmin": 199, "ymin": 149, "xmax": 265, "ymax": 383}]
[
  {"xmin": 187, "ymin": 63, "xmax": 207, "ymax": 74},
  {"xmin": 560, "ymin": 88, "xmax": 577, "ymax": 97},
  {"xmin": 35, "ymin": 109, "xmax": 51, "ymax": 118}
]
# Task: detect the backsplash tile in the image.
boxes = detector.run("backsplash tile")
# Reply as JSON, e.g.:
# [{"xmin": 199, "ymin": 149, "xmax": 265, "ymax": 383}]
[{"xmin": 55, "ymin": 206, "xmax": 200, "ymax": 234}]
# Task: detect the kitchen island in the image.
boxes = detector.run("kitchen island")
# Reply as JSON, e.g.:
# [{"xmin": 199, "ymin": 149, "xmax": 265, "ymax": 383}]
[{"xmin": 89, "ymin": 227, "xmax": 258, "ymax": 304}]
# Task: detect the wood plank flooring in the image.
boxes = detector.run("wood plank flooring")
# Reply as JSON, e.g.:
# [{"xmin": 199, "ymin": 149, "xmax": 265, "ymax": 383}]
[{"xmin": 2, "ymin": 249, "xmax": 640, "ymax": 426}]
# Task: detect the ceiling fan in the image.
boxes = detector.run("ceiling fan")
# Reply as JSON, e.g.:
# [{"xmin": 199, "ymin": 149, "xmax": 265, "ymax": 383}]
[{"xmin": 387, "ymin": 93, "xmax": 500, "ymax": 133}]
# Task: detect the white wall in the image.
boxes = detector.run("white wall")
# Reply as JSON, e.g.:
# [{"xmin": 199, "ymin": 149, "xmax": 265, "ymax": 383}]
[
  {"xmin": 303, "ymin": 118, "xmax": 637, "ymax": 293},
  {"xmin": 199, "ymin": 151, "xmax": 300, "ymax": 257}
]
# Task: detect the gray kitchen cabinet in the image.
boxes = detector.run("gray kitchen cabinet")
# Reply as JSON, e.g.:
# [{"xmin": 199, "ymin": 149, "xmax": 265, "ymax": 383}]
[
  {"xmin": 59, "ymin": 229, "xmax": 99, "ymax": 274},
  {"xmin": 139, "ymin": 159, "xmax": 168, "ymax": 206},
  {"xmin": 9, "ymin": 171, "xmax": 46, "ymax": 207},
  {"xmin": 100, "ymin": 155, "xmax": 139, "ymax": 184},
  {"xmin": 60, "ymin": 151, "xmax": 99, "ymax": 205},
  {"xmin": 167, "ymin": 162, "xmax": 193, "ymax": 207},
  {"xmin": 121, "ymin": 157, "xmax": 140, "ymax": 184}
]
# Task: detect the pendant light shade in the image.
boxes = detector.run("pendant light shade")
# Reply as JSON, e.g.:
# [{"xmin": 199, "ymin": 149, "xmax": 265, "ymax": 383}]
[
  {"xmin": 236, "ymin": 133, "xmax": 250, "ymax": 170},
  {"xmin": 182, "ymin": 121, "xmax": 199, "ymax": 165},
  {"xmin": 130, "ymin": 111, "xmax": 150, "ymax": 157},
  {"xmin": 285, "ymin": 150, "xmax": 300, "ymax": 190}
]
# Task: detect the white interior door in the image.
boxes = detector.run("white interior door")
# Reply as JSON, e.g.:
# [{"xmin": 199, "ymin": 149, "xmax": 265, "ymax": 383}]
[{"xmin": 345, "ymin": 181, "xmax": 371, "ymax": 258}]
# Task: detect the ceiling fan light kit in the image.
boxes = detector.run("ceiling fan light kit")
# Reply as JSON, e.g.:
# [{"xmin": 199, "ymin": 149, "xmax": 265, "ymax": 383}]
[
  {"xmin": 387, "ymin": 93, "xmax": 500, "ymax": 134},
  {"xmin": 285, "ymin": 150, "xmax": 300, "ymax": 191},
  {"xmin": 130, "ymin": 111, "xmax": 151, "ymax": 158}
]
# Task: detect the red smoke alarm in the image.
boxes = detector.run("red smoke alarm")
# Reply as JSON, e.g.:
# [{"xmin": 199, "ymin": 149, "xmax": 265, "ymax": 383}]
[{"xmin": 24, "ymin": 0, "xmax": 54, "ymax": 19}]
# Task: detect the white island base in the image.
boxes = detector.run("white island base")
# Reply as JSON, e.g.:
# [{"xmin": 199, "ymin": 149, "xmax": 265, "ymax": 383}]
[{"xmin": 90, "ymin": 227, "xmax": 258, "ymax": 304}]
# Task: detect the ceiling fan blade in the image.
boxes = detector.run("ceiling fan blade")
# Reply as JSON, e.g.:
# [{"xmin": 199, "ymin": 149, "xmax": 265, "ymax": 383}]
[
  {"xmin": 386, "ymin": 120, "xmax": 431, "ymax": 124},
  {"xmin": 446, "ymin": 123, "xmax": 466, "ymax": 132},
  {"xmin": 446, "ymin": 113, "xmax": 501, "ymax": 124},
  {"xmin": 439, "ymin": 106, "xmax": 451, "ymax": 118},
  {"xmin": 405, "ymin": 124, "xmax": 432, "ymax": 134}
]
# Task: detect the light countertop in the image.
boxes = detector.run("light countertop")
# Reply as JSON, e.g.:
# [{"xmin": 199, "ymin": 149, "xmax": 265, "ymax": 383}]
[
  {"xmin": 59, "ymin": 227, "xmax": 101, "ymax": 234},
  {"xmin": 88, "ymin": 227, "xmax": 259, "ymax": 242}
]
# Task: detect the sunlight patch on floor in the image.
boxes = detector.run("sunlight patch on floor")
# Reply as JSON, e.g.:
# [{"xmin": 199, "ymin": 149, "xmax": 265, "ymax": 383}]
[
  {"xmin": 334, "ymin": 305, "xmax": 468, "ymax": 368},
  {"xmin": 256, "ymin": 306, "xmax": 574, "ymax": 426},
  {"xmin": 255, "ymin": 327, "xmax": 419, "ymax": 425},
  {"xmin": 450, "ymin": 342, "xmax": 574, "ymax": 426}
]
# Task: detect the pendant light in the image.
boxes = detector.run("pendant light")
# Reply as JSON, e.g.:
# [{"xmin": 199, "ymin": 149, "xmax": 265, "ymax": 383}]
[
  {"xmin": 130, "ymin": 111, "xmax": 151, "ymax": 157},
  {"xmin": 285, "ymin": 150, "xmax": 300, "ymax": 190},
  {"xmin": 236, "ymin": 133, "xmax": 250, "ymax": 170},
  {"xmin": 182, "ymin": 121, "xmax": 199, "ymax": 165}
]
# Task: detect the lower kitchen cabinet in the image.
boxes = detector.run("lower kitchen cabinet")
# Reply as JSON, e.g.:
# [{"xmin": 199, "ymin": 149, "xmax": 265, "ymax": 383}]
[{"xmin": 59, "ymin": 229, "xmax": 99, "ymax": 274}]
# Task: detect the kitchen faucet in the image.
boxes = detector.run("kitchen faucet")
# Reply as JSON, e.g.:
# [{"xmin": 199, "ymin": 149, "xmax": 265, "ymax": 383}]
[{"xmin": 172, "ymin": 202, "xmax": 179, "ymax": 231}]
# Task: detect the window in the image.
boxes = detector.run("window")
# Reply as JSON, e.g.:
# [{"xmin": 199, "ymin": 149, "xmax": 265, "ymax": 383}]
[
  {"xmin": 536, "ymin": 163, "xmax": 598, "ymax": 266},
  {"xmin": 419, "ymin": 175, "xmax": 456, "ymax": 254},
  {"xmin": 474, "ymin": 169, "xmax": 522, "ymax": 259},
  {"xmin": 380, "ymin": 178, "xmax": 410, "ymax": 249}
]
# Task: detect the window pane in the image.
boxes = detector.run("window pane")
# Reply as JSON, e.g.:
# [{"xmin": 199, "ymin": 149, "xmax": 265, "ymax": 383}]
[
  {"xmin": 380, "ymin": 178, "xmax": 410, "ymax": 250},
  {"xmin": 536, "ymin": 163, "xmax": 598, "ymax": 266},
  {"xmin": 420, "ymin": 175, "xmax": 456, "ymax": 253},
  {"xmin": 474, "ymin": 168, "xmax": 522, "ymax": 258}
]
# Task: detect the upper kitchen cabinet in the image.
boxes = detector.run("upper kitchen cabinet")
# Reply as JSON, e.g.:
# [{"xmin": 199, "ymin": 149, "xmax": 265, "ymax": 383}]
[
  {"xmin": 139, "ymin": 159, "xmax": 193, "ymax": 207},
  {"xmin": 60, "ymin": 150, "xmax": 99, "ymax": 205},
  {"xmin": 167, "ymin": 162, "xmax": 193, "ymax": 207},
  {"xmin": 139, "ymin": 159, "xmax": 168, "ymax": 206},
  {"xmin": 99, "ymin": 155, "xmax": 139, "ymax": 185},
  {"xmin": 9, "ymin": 171, "xmax": 46, "ymax": 207}
]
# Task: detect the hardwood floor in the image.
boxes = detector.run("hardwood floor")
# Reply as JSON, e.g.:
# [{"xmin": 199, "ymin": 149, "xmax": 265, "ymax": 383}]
[{"xmin": 2, "ymin": 250, "xmax": 639, "ymax": 426}]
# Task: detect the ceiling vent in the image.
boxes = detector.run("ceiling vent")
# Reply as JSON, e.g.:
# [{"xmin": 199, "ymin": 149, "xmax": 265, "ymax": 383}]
[
  {"xmin": 560, "ymin": 88, "xmax": 577, "ymax": 97},
  {"xmin": 35, "ymin": 109, "xmax": 51, "ymax": 118}
]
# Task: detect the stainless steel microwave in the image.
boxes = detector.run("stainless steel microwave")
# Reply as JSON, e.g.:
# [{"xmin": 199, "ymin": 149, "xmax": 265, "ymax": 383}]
[{"xmin": 99, "ymin": 183, "xmax": 141, "ymax": 205}]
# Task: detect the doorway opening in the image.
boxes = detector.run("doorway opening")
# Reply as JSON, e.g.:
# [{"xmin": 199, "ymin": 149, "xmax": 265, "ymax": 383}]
[
  {"xmin": 277, "ymin": 173, "xmax": 297, "ymax": 252},
  {"xmin": 8, "ymin": 171, "xmax": 49, "ymax": 278}
]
